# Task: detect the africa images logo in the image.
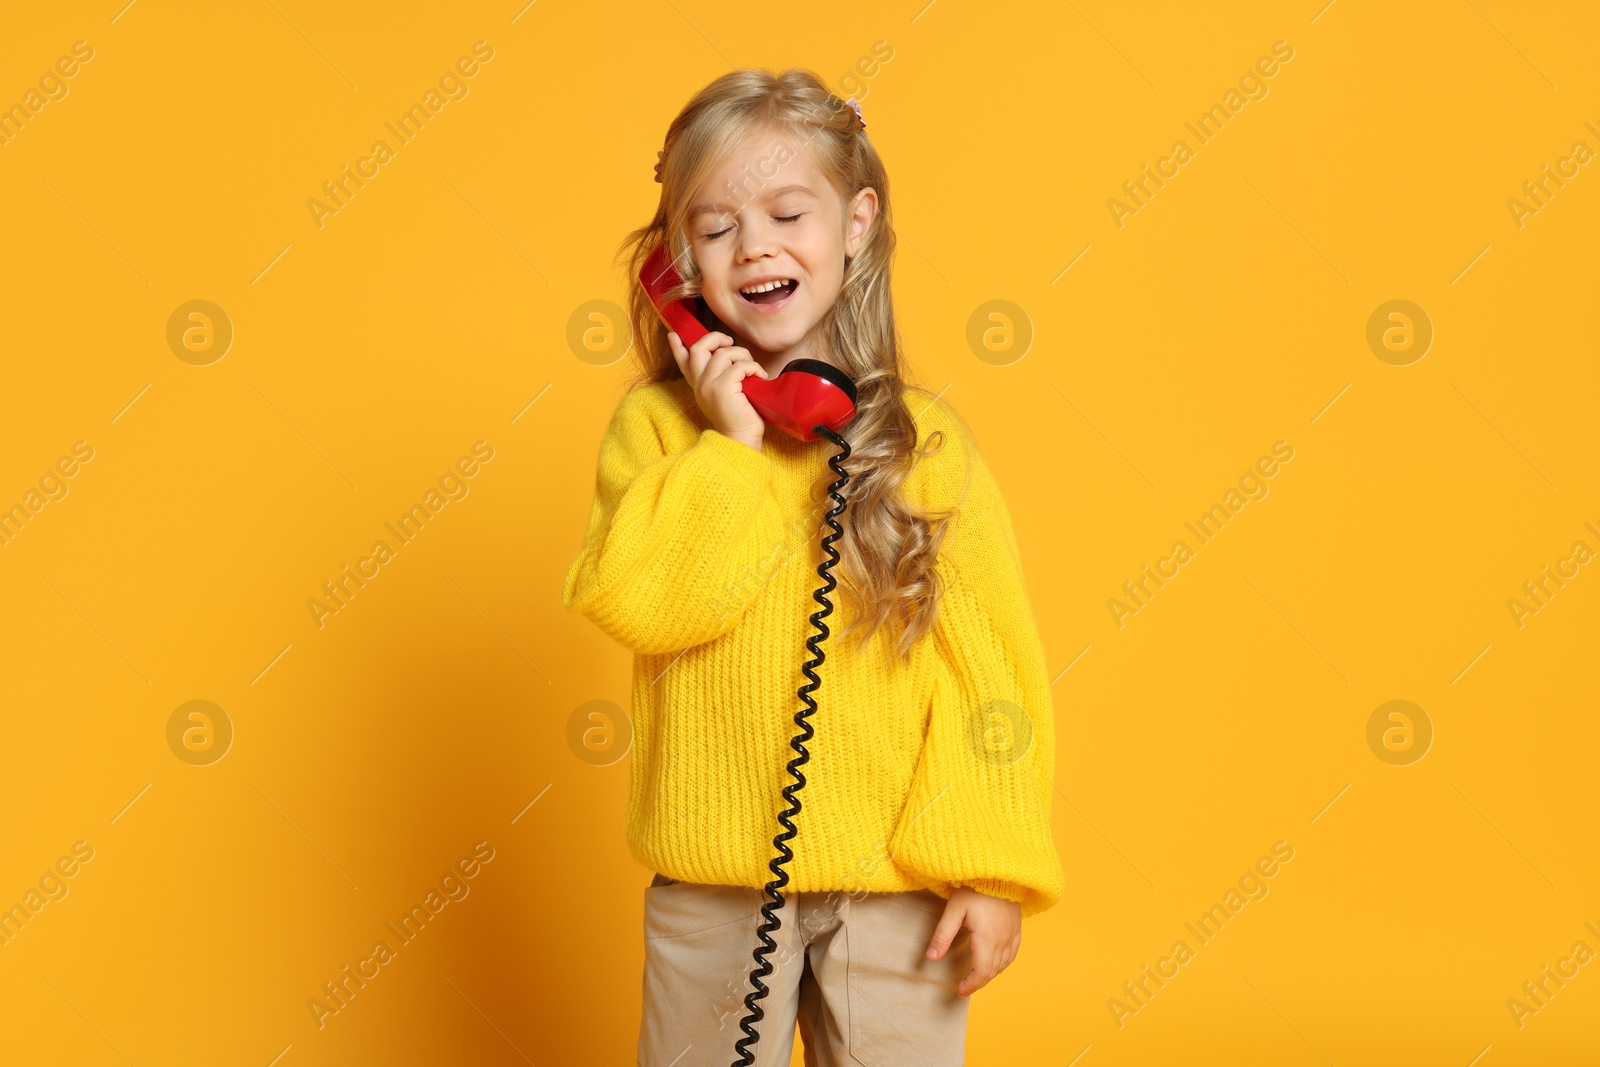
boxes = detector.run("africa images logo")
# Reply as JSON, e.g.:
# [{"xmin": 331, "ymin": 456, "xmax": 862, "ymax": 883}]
[{"xmin": 307, "ymin": 841, "xmax": 496, "ymax": 1029}]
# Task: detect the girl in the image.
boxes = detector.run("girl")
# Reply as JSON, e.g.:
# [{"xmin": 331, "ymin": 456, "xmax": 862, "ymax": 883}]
[{"xmin": 562, "ymin": 68, "xmax": 1062, "ymax": 1066}]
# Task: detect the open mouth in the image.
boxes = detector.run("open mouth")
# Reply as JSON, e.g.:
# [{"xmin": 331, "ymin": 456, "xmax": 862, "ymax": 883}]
[{"xmin": 739, "ymin": 278, "xmax": 798, "ymax": 305}]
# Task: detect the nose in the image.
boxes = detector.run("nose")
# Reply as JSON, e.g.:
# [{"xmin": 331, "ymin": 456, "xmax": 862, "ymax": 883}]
[{"xmin": 734, "ymin": 216, "xmax": 779, "ymax": 263}]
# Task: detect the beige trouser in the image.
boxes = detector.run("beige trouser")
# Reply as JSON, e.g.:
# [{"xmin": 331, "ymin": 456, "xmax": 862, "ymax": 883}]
[{"xmin": 638, "ymin": 872, "xmax": 972, "ymax": 1067}]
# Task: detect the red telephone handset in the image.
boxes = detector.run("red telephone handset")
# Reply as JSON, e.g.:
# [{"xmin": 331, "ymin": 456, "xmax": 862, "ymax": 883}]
[{"xmin": 640, "ymin": 243, "xmax": 857, "ymax": 443}]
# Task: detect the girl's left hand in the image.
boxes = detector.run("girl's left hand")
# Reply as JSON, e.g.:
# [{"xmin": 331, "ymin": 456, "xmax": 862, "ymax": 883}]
[{"xmin": 926, "ymin": 886, "xmax": 1022, "ymax": 997}]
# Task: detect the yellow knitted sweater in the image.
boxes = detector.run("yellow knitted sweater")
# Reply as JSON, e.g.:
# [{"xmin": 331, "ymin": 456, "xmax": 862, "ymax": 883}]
[{"xmin": 562, "ymin": 378, "xmax": 1063, "ymax": 917}]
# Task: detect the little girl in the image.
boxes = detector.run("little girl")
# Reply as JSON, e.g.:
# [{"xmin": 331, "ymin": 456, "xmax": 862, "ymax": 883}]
[{"xmin": 563, "ymin": 68, "xmax": 1062, "ymax": 1066}]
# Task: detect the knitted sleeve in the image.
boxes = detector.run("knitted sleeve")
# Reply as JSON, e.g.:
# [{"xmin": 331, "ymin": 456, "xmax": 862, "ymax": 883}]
[
  {"xmin": 887, "ymin": 413, "xmax": 1064, "ymax": 918},
  {"xmin": 561, "ymin": 387, "xmax": 789, "ymax": 654}
]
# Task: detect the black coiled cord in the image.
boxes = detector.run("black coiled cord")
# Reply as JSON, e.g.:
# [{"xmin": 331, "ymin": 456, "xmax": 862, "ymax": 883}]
[{"xmin": 730, "ymin": 424, "xmax": 851, "ymax": 1067}]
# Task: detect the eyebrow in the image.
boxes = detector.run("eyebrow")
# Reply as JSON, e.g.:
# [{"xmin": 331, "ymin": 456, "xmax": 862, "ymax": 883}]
[{"xmin": 689, "ymin": 183, "xmax": 818, "ymax": 218}]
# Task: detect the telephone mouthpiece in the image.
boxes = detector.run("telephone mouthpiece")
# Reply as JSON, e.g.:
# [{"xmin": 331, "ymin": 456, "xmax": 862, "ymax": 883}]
[{"xmin": 742, "ymin": 359, "xmax": 857, "ymax": 442}]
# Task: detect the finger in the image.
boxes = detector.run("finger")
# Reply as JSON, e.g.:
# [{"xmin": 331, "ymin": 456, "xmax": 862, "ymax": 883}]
[
  {"xmin": 706, "ymin": 358, "xmax": 763, "ymax": 403},
  {"xmin": 685, "ymin": 331, "xmax": 732, "ymax": 386},
  {"xmin": 727, "ymin": 360, "xmax": 769, "ymax": 383},
  {"xmin": 997, "ymin": 937, "xmax": 1018, "ymax": 973},
  {"xmin": 737, "ymin": 351, "xmax": 772, "ymax": 377},
  {"xmin": 702, "ymin": 345, "xmax": 740, "ymax": 381},
  {"xmin": 689, "ymin": 330, "xmax": 734, "ymax": 360},
  {"xmin": 705, "ymin": 347, "xmax": 762, "ymax": 388},
  {"xmin": 666, "ymin": 331, "xmax": 686, "ymax": 366},
  {"xmin": 927, "ymin": 902, "xmax": 965, "ymax": 961},
  {"xmin": 959, "ymin": 934, "xmax": 998, "ymax": 997}
]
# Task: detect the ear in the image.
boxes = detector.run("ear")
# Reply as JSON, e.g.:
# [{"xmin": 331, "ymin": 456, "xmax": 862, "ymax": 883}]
[{"xmin": 845, "ymin": 187, "xmax": 879, "ymax": 257}]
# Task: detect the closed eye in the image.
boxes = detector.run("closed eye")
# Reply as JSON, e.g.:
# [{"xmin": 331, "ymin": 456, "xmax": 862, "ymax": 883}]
[{"xmin": 701, "ymin": 214, "xmax": 804, "ymax": 241}]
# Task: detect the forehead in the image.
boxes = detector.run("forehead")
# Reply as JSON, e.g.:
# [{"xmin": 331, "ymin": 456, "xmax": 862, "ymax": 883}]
[{"xmin": 688, "ymin": 133, "xmax": 830, "ymax": 217}]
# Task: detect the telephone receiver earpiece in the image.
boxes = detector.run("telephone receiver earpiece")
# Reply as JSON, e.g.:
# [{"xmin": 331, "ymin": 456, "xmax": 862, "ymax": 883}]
[{"xmin": 640, "ymin": 242, "xmax": 858, "ymax": 443}]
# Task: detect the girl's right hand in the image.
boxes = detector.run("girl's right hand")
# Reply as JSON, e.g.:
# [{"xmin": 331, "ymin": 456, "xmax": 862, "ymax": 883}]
[{"xmin": 666, "ymin": 330, "xmax": 771, "ymax": 450}]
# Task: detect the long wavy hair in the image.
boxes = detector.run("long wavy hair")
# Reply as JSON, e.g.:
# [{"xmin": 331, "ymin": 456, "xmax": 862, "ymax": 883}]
[{"xmin": 616, "ymin": 68, "xmax": 962, "ymax": 662}]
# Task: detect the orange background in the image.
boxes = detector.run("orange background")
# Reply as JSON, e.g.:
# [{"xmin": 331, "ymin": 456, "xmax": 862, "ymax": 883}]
[{"xmin": 2, "ymin": 1, "xmax": 1597, "ymax": 1064}]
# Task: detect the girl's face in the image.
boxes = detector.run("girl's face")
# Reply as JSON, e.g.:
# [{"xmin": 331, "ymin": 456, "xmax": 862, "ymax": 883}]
[{"xmin": 686, "ymin": 128, "xmax": 877, "ymax": 371}]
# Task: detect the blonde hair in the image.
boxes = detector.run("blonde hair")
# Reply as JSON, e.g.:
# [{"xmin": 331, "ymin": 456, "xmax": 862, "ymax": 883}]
[{"xmin": 616, "ymin": 68, "xmax": 959, "ymax": 662}]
